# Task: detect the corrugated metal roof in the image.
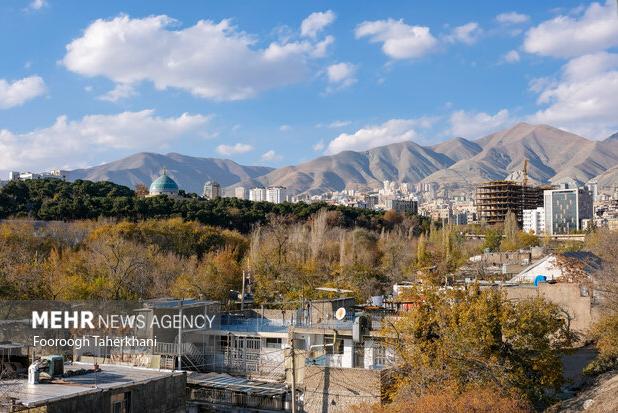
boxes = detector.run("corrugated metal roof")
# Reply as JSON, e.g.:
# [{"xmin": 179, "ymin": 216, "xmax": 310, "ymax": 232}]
[{"xmin": 188, "ymin": 372, "xmax": 288, "ymax": 397}]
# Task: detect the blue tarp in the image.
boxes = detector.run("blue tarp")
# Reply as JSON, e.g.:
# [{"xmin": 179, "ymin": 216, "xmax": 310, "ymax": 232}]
[{"xmin": 534, "ymin": 275, "xmax": 547, "ymax": 286}]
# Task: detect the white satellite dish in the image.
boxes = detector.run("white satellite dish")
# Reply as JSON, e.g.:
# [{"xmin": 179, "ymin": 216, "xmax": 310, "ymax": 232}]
[{"xmin": 335, "ymin": 307, "xmax": 346, "ymax": 321}]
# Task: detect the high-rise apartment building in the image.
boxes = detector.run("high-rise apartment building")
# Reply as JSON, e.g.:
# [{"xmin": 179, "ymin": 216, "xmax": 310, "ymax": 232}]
[
  {"xmin": 249, "ymin": 187, "xmax": 267, "ymax": 202},
  {"xmin": 234, "ymin": 186, "xmax": 247, "ymax": 200},
  {"xmin": 202, "ymin": 181, "xmax": 221, "ymax": 199},
  {"xmin": 266, "ymin": 186, "xmax": 287, "ymax": 204}
]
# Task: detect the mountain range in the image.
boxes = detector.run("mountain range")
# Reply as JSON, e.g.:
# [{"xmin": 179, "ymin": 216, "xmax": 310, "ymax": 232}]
[{"xmin": 65, "ymin": 123, "xmax": 618, "ymax": 195}]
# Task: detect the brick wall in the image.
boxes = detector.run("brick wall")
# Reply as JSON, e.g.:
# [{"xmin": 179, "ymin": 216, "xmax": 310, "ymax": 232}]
[{"xmin": 303, "ymin": 366, "xmax": 382, "ymax": 413}]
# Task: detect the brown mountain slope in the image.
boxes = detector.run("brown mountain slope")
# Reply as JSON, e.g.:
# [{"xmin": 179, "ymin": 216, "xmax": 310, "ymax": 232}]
[
  {"xmin": 67, "ymin": 152, "xmax": 274, "ymax": 194},
  {"xmin": 242, "ymin": 141, "xmax": 455, "ymax": 195},
  {"xmin": 432, "ymin": 137, "xmax": 482, "ymax": 162},
  {"xmin": 64, "ymin": 124, "xmax": 618, "ymax": 196},
  {"xmin": 422, "ymin": 123, "xmax": 618, "ymax": 189}
]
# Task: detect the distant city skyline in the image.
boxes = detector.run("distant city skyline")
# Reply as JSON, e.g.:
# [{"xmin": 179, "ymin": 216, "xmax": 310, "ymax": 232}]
[{"xmin": 1, "ymin": 0, "xmax": 617, "ymax": 175}]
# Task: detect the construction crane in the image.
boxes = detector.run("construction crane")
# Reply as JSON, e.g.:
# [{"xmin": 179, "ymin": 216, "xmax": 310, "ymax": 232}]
[{"xmin": 523, "ymin": 159, "xmax": 528, "ymax": 188}]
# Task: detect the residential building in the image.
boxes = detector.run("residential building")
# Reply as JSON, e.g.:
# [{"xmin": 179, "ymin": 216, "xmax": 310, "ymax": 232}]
[
  {"xmin": 202, "ymin": 180, "xmax": 221, "ymax": 199},
  {"xmin": 364, "ymin": 194, "xmax": 379, "ymax": 210},
  {"xmin": 586, "ymin": 180, "xmax": 598, "ymax": 202},
  {"xmin": 523, "ymin": 207, "xmax": 545, "ymax": 234},
  {"xmin": 249, "ymin": 187, "xmax": 267, "ymax": 202},
  {"xmin": 8, "ymin": 170, "xmax": 63, "ymax": 181},
  {"xmin": 385, "ymin": 199, "xmax": 418, "ymax": 214},
  {"xmin": 450, "ymin": 212, "xmax": 468, "ymax": 225},
  {"xmin": 266, "ymin": 186, "xmax": 287, "ymax": 204},
  {"xmin": 3, "ymin": 362, "xmax": 186, "ymax": 413},
  {"xmin": 234, "ymin": 186, "xmax": 247, "ymax": 200},
  {"xmin": 187, "ymin": 373, "xmax": 291, "ymax": 412},
  {"xmin": 544, "ymin": 187, "xmax": 593, "ymax": 234}
]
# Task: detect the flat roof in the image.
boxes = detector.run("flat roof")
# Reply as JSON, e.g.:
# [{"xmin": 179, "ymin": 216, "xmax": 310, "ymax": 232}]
[{"xmin": 4, "ymin": 363, "xmax": 184, "ymax": 408}]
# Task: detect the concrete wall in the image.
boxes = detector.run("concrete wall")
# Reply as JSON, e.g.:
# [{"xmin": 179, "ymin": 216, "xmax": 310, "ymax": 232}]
[
  {"xmin": 303, "ymin": 366, "xmax": 382, "ymax": 413},
  {"xmin": 504, "ymin": 283, "xmax": 596, "ymax": 338},
  {"xmin": 43, "ymin": 372, "xmax": 186, "ymax": 413}
]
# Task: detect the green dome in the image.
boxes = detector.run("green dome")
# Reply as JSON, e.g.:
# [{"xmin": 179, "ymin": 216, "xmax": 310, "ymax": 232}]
[{"xmin": 149, "ymin": 173, "xmax": 179, "ymax": 194}]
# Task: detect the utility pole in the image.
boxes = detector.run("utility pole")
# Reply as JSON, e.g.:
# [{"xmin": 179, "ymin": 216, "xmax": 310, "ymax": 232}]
[
  {"xmin": 240, "ymin": 270, "xmax": 246, "ymax": 312},
  {"xmin": 289, "ymin": 327, "xmax": 297, "ymax": 413},
  {"xmin": 177, "ymin": 299, "xmax": 183, "ymax": 371}
]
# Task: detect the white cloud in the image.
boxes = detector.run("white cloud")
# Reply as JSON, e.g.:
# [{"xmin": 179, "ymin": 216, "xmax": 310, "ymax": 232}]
[
  {"xmin": 27, "ymin": 0, "xmax": 47, "ymax": 11},
  {"xmin": 445, "ymin": 22, "xmax": 482, "ymax": 45},
  {"xmin": 0, "ymin": 110, "xmax": 208, "ymax": 170},
  {"xmin": 62, "ymin": 14, "xmax": 334, "ymax": 101},
  {"xmin": 503, "ymin": 50, "xmax": 520, "ymax": 63},
  {"xmin": 496, "ymin": 12, "xmax": 530, "ymax": 25},
  {"xmin": 0, "ymin": 76, "xmax": 46, "ymax": 109},
  {"xmin": 449, "ymin": 109, "xmax": 513, "ymax": 138},
  {"xmin": 326, "ymin": 62, "xmax": 357, "ymax": 90},
  {"xmin": 301, "ymin": 10, "xmax": 336, "ymax": 38},
  {"xmin": 524, "ymin": 1, "xmax": 618, "ymax": 58},
  {"xmin": 355, "ymin": 19, "xmax": 438, "ymax": 60},
  {"xmin": 98, "ymin": 83, "xmax": 136, "ymax": 102},
  {"xmin": 530, "ymin": 52, "xmax": 618, "ymax": 139},
  {"xmin": 313, "ymin": 140, "xmax": 325, "ymax": 151},
  {"xmin": 261, "ymin": 149, "xmax": 282, "ymax": 161},
  {"xmin": 316, "ymin": 120, "xmax": 351, "ymax": 129},
  {"xmin": 216, "ymin": 143, "xmax": 254, "ymax": 155},
  {"xmin": 279, "ymin": 124, "xmax": 291, "ymax": 132},
  {"xmin": 324, "ymin": 118, "xmax": 433, "ymax": 154}
]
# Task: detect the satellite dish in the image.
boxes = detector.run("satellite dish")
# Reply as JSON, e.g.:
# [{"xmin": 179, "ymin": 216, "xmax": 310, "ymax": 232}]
[{"xmin": 335, "ymin": 307, "xmax": 346, "ymax": 321}]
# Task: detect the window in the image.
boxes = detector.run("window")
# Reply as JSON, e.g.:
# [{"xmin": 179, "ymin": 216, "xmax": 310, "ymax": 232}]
[
  {"xmin": 111, "ymin": 391, "xmax": 131, "ymax": 413},
  {"xmin": 323, "ymin": 335, "xmax": 344, "ymax": 355},
  {"xmin": 265, "ymin": 337, "xmax": 282, "ymax": 349},
  {"xmin": 374, "ymin": 343, "xmax": 387, "ymax": 367},
  {"xmin": 246, "ymin": 337, "xmax": 261, "ymax": 351}
]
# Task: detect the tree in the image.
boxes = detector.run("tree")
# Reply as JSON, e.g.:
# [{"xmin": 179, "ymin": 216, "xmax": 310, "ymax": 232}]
[
  {"xmin": 583, "ymin": 230, "xmax": 618, "ymax": 374},
  {"xmin": 351, "ymin": 384, "xmax": 532, "ymax": 413},
  {"xmin": 482, "ymin": 229, "xmax": 502, "ymax": 252},
  {"xmin": 383, "ymin": 286, "xmax": 573, "ymax": 407},
  {"xmin": 172, "ymin": 249, "xmax": 242, "ymax": 303},
  {"xmin": 500, "ymin": 210, "xmax": 519, "ymax": 251},
  {"xmin": 416, "ymin": 233, "xmax": 428, "ymax": 267},
  {"xmin": 84, "ymin": 232, "xmax": 151, "ymax": 299}
]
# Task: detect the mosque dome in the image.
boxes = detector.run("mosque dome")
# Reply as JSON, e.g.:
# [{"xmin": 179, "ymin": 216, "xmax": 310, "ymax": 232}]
[{"xmin": 149, "ymin": 172, "xmax": 179, "ymax": 196}]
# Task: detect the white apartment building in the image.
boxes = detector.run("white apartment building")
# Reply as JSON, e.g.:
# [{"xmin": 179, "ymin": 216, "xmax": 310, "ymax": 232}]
[
  {"xmin": 234, "ymin": 186, "xmax": 247, "ymax": 200},
  {"xmin": 523, "ymin": 207, "xmax": 545, "ymax": 234},
  {"xmin": 9, "ymin": 170, "xmax": 63, "ymax": 180},
  {"xmin": 249, "ymin": 187, "xmax": 267, "ymax": 202},
  {"xmin": 202, "ymin": 180, "xmax": 221, "ymax": 199},
  {"xmin": 266, "ymin": 186, "xmax": 287, "ymax": 204}
]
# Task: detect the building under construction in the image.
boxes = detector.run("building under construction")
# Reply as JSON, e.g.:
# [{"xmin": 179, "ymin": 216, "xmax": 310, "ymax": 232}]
[{"xmin": 476, "ymin": 180, "xmax": 544, "ymax": 225}]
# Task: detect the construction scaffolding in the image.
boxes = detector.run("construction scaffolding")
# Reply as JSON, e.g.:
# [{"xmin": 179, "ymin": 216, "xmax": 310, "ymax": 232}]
[{"xmin": 476, "ymin": 180, "xmax": 544, "ymax": 225}]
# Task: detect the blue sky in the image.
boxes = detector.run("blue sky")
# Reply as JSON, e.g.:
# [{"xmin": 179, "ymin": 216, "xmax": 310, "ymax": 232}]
[{"xmin": 1, "ymin": 0, "xmax": 617, "ymax": 174}]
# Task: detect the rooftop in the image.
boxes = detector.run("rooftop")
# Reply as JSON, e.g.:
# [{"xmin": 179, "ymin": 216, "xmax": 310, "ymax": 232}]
[
  {"xmin": 4, "ymin": 363, "xmax": 183, "ymax": 408},
  {"xmin": 188, "ymin": 372, "xmax": 288, "ymax": 397}
]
